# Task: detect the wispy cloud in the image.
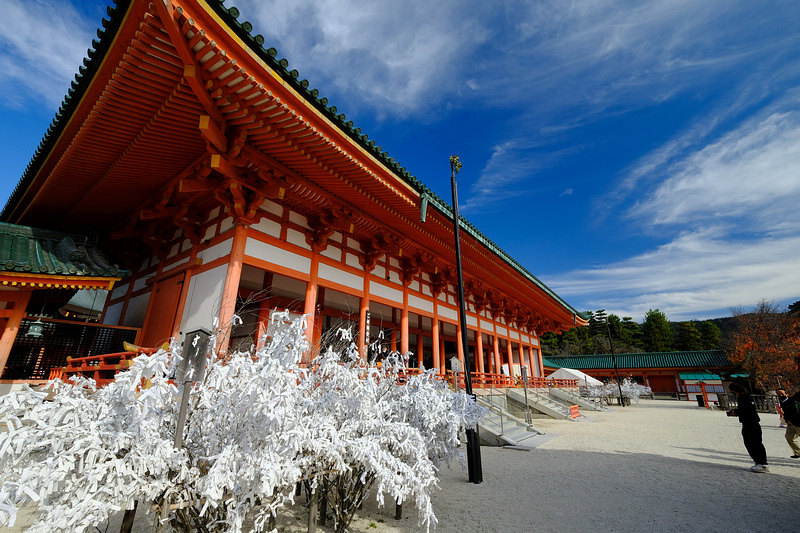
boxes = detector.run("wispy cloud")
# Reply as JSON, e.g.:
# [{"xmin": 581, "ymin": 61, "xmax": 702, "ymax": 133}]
[
  {"xmin": 0, "ymin": 1, "xmax": 94, "ymax": 109},
  {"xmin": 546, "ymin": 228, "xmax": 800, "ymax": 321},
  {"xmin": 547, "ymin": 103, "xmax": 800, "ymax": 321},
  {"xmin": 627, "ymin": 109, "xmax": 800, "ymax": 234},
  {"xmin": 229, "ymin": 0, "xmax": 493, "ymax": 119}
]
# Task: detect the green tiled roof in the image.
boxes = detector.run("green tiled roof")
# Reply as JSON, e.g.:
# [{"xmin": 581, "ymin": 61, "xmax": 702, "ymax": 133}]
[
  {"xmin": 0, "ymin": 0, "xmax": 582, "ymax": 321},
  {"xmin": 543, "ymin": 350, "xmax": 732, "ymax": 370},
  {"xmin": 679, "ymin": 373, "xmax": 723, "ymax": 381},
  {"xmin": 679, "ymin": 372, "xmax": 748, "ymax": 381},
  {"xmin": 0, "ymin": 222, "xmax": 127, "ymax": 278}
]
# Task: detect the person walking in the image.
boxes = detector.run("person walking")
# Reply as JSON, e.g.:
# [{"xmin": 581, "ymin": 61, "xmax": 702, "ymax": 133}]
[
  {"xmin": 727, "ymin": 382, "xmax": 769, "ymax": 472},
  {"xmin": 776, "ymin": 388, "xmax": 800, "ymax": 459}
]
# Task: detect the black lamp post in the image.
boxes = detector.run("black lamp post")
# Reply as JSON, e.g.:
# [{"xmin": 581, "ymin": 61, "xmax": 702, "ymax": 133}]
[
  {"xmin": 449, "ymin": 155, "xmax": 483, "ymax": 484},
  {"xmin": 604, "ymin": 317, "xmax": 624, "ymax": 407}
]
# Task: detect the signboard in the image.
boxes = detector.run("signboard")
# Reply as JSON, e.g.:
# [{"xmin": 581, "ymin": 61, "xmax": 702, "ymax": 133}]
[
  {"xmin": 176, "ymin": 328, "xmax": 210, "ymax": 383},
  {"xmin": 569, "ymin": 405, "xmax": 580, "ymax": 419}
]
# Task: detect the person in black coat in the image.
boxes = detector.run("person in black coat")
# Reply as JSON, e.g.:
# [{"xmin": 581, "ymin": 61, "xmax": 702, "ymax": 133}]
[
  {"xmin": 776, "ymin": 388, "xmax": 800, "ymax": 458},
  {"xmin": 727, "ymin": 382, "xmax": 769, "ymax": 472}
]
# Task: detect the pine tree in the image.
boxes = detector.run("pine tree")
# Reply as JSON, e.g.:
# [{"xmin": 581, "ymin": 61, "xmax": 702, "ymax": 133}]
[
  {"xmin": 641, "ymin": 309, "xmax": 673, "ymax": 352},
  {"xmin": 675, "ymin": 321, "xmax": 703, "ymax": 351}
]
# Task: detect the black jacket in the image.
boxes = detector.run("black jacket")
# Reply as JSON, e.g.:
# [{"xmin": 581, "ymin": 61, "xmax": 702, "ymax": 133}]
[
  {"xmin": 736, "ymin": 392, "xmax": 761, "ymax": 426},
  {"xmin": 779, "ymin": 393, "xmax": 800, "ymax": 426}
]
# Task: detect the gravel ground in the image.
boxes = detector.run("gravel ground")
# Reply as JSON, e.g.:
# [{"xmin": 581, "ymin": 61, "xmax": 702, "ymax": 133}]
[{"xmin": 7, "ymin": 399, "xmax": 798, "ymax": 532}]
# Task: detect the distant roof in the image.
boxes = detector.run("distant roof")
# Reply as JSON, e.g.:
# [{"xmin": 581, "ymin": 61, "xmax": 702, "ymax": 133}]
[
  {"xmin": 543, "ymin": 350, "xmax": 732, "ymax": 370},
  {"xmin": 0, "ymin": 222, "xmax": 127, "ymax": 283},
  {"xmin": 679, "ymin": 372, "xmax": 748, "ymax": 381}
]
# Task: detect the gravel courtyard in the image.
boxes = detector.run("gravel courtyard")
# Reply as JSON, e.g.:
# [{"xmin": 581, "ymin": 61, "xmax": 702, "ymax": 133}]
[{"xmin": 7, "ymin": 399, "xmax": 798, "ymax": 532}]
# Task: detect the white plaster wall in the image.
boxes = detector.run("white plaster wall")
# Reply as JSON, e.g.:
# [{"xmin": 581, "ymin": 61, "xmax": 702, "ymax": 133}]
[
  {"xmin": 220, "ymin": 217, "xmax": 235, "ymax": 234},
  {"xmin": 370, "ymin": 282, "xmax": 403, "ymax": 305},
  {"xmin": 318, "ymin": 263, "xmax": 362, "ymax": 291},
  {"xmin": 163, "ymin": 256, "xmax": 189, "ymax": 273},
  {"xmin": 111, "ymin": 282, "xmax": 128, "ymax": 300},
  {"xmin": 103, "ymin": 301, "xmax": 123, "ymax": 326},
  {"xmin": 245, "ymin": 238, "xmax": 311, "ymax": 273},
  {"xmin": 320, "ymin": 246, "xmax": 340, "ymax": 261},
  {"xmin": 260, "ymin": 199, "xmax": 283, "ymax": 217},
  {"xmin": 133, "ymin": 274, "xmax": 154, "ymax": 293},
  {"xmin": 203, "ymin": 226, "xmax": 217, "ymax": 242},
  {"xmin": 286, "ymin": 228, "xmax": 309, "ymax": 249},
  {"xmin": 439, "ymin": 306, "xmax": 457, "ymax": 321},
  {"xmin": 408, "ymin": 294, "xmax": 433, "ymax": 314},
  {"xmin": 202, "ymin": 238, "xmax": 233, "ymax": 264},
  {"xmin": 345, "ymin": 252, "xmax": 361, "ymax": 269},
  {"xmin": 289, "ymin": 211, "xmax": 308, "ymax": 228},
  {"xmin": 123, "ymin": 293, "xmax": 150, "ymax": 328},
  {"xmin": 252, "ymin": 217, "xmax": 282, "ymax": 238}
]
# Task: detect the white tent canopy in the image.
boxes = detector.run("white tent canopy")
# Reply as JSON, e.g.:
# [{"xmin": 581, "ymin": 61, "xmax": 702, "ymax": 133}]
[{"xmin": 547, "ymin": 367, "xmax": 603, "ymax": 388}]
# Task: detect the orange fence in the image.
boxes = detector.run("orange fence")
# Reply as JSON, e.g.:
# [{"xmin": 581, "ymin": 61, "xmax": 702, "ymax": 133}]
[
  {"xmin": 55, "ymin": 352, "xmax": 137, "ymax": 387},
  {"xmin": 53, "ymin": 352, "xmax": 578, "ymax": 392},
  {"xmin": 447, "ymin": 371, "xmax": 578, "ymax": 391}
]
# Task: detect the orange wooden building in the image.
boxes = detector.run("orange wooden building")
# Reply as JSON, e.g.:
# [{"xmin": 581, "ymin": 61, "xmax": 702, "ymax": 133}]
[{"xmin": 0, "ymin": 0, "xmax": 586, "ymax": 384}]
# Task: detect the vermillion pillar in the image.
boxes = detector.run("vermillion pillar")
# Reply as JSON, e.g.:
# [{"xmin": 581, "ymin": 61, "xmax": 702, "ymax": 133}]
[
  {"xmin": 401, "ymin": 285, "xmax": 409, "ymax": 355},
  {"xmin": 0, "ymin": 290, "xmax": 32, "ymax": 377},
  {"xmin": 303, "ymin": 251, "xmax": 321, "ymax": 360},
  {"xmin": 217, "ymin": 224, "xmax": 248, "ymax": 355},
  {"xmin": 359, "ymin": 274, "xmax": 371, "ymax": 360}
]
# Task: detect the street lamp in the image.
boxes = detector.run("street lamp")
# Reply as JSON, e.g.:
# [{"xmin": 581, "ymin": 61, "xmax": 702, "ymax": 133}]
[{"xmin": 448, "ymin": 155, "xmax": 483, "ymax": 484}]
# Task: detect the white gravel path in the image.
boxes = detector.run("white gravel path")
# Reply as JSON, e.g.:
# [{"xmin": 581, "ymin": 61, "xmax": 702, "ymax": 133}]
[{"xmin": 7, "ymin": 399, "xmax": 798, "ymax": 532}]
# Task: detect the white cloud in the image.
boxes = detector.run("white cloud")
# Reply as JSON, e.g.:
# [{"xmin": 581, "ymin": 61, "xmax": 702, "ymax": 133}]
[
  {"xmin": 0, "ymin": 1, "xmax": 94, "ymax": 109},
  {"xmin": 229, "ymin": 0, "xmax": 492, "ymax": 118},
  {"xmin": 549, "ymin": 101, "xmax": 800, "ymax": 321},
  {"xmin": 546, "ymin": 229, "xmax": 800, "ymax": 321},
  {"xmin": 627, "ymin": 110, "xmax": 800, "ymax": 235}
]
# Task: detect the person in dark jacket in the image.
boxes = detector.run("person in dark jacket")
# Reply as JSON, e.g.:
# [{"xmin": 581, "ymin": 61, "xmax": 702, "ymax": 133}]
[
  {"xmin": 776, "ymin": 388, "xmax": 800, "ymax": 458},
  {"xmin": 727, "ymin": 382, "xmax": 769, "ymax": 472}
]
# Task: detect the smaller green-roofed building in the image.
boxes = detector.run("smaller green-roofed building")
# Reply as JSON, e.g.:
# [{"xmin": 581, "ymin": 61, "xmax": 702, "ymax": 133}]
[
  {"xmin": 544, "ymin": 350, "xmax": 735, "ymax": 399},
  {"xmin": 0, "ymin": 223, "xmax": 133, "ymax": 387}
]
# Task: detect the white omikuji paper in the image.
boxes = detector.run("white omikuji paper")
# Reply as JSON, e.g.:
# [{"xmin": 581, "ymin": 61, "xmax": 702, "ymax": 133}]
[
  {"xmin": 0, "ymin": 311, "xmax": 485, "ymax": 533},
  {"xmin": 586, "ymin": 378, "xmax": 653, "ymax": 403}
]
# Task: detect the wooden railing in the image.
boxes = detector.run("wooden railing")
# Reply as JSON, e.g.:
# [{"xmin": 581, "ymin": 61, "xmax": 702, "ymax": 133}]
[
  {"xmin": 55, "ymin": 352, "xmax": 578, "ymax": 392},
  {"xmin": 54, "ymin": 352, "xmax": 137, "ymax": 387},
  {"xmin": 447, "ymin": 371, "xmax": 578, "ymax": 391}
]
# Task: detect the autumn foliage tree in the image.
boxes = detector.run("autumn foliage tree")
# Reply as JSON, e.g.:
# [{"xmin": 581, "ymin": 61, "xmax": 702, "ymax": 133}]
[{"xmin": 728, "ymin": 300, "xmax": 800, "ymax": 391}]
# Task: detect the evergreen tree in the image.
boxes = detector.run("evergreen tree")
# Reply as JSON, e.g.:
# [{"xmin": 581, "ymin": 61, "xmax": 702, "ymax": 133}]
[
  {"xmin": 621, "ymin": 316, "xmax": 643, "ymax": 350},
  {"xmin": 641, "ymin": 309, "xmax": 673, "ymax": 352},
  {"xmin": 674, "ymin": 321, "xmax": 703, "ymax": 351},
  {"xmin": 540, "ymin": 331, "xmax": 559, "ymax": 356},
  {"xmin": 699, "ymin": 320, "xmax": 721, "ymax": 350}
]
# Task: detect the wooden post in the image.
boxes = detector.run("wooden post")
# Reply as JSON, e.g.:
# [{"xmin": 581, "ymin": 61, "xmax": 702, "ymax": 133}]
[
  {"xmin": 318, "ymin": 494, "xmax": 327, "ymax": 526},
  {"xmin": 119, "ymin": 501, "xmax": 138, "ymax": 533},
  {"xmin": 307, "ymin": 489, "xmax": 317, "ymax": 533}
]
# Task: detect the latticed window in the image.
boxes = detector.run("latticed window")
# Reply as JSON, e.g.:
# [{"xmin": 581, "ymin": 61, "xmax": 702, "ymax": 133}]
[{"xmin": 2, "ymin": 319, "xmax": 138, "ymax": 380}]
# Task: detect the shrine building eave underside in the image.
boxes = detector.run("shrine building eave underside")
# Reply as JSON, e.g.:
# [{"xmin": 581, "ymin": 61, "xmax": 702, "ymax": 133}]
[{"xmin": 0, "ymin": 0, "xmax": 587, "ymax": 333}]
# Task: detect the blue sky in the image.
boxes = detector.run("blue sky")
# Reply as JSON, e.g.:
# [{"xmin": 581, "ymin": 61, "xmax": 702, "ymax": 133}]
[{"xmin": 1, "ymin": 0, "xmax": 799, "ymax": 322}]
